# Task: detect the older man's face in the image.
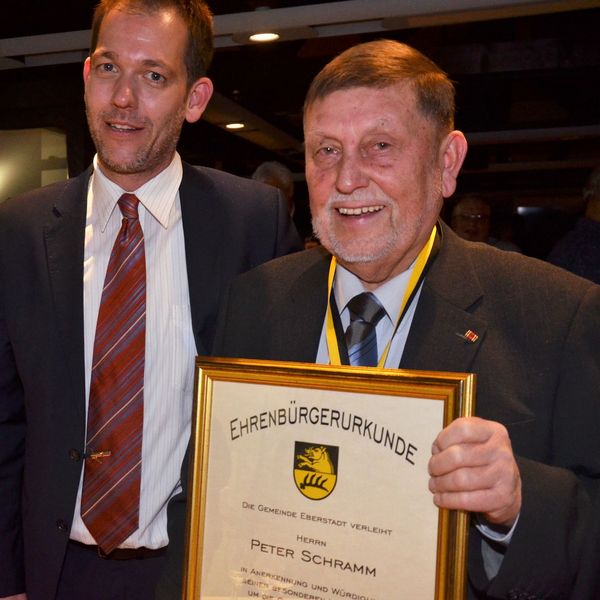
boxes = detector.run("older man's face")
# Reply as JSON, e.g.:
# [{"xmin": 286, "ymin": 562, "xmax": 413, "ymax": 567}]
[{"xmin": 304, "ymin": 83, "xmax": 464, "ymax": 286}]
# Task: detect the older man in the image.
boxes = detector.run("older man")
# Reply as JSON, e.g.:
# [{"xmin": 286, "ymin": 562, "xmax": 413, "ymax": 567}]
[{"xmin": 203, "ymin": 40, "xmax": 600, "ymax": 599}]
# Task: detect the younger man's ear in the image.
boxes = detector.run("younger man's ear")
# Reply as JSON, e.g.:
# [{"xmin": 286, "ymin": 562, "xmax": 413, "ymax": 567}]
[{"xmin": 185, "ymin": 77, "xmax": 214, "ymax": 124}]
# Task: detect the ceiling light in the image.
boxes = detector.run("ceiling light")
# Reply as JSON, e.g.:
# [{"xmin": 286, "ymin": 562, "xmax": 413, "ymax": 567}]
[
  {"xmin": 249, "ymin": 32, "xmax": 280, "ymax": 42},
  {"xmin": 225, "ymin": 122, "xmax": 246, "ymax": 130}
]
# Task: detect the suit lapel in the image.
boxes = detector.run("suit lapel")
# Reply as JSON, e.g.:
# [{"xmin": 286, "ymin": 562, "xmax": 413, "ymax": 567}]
[
  {"xmin": 278, "ymin": 249, "xmax": 331, "ymax": 362},
  {"xmin": 401, "ymin": 224, "xmax": 487, "ymax": 374},
  {"xmin": 179, "ymin": 164, "xmax": 222, "ymax": 355},
  {"xmin": 43, "ymin": 169, "xmax": 90, "ymax": 421}
]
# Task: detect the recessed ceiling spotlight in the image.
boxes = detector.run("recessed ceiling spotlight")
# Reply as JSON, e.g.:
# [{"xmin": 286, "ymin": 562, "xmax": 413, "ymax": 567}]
[
  {"xmin": 249, "ymin": 32, "xmax": 280, "ymax": 42},
  {"xmin": 225, "ymin": 122, "xmax": 246, "ymax": 130}
]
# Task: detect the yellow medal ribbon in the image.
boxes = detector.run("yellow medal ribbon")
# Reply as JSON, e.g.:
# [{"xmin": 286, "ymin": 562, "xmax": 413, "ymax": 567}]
[{"xmin": 325, "ymin": 226, "xmax": 438, "ymax": 368}]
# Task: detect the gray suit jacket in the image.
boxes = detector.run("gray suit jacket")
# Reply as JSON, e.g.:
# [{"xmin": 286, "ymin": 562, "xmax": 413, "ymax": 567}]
[
  {"xmin": 210, "ymin": 223, "xmax": 600, "ymax": 599},
  {"xmin": 0, "ymin": 162, "xmax": 301, "ymax": 599}
]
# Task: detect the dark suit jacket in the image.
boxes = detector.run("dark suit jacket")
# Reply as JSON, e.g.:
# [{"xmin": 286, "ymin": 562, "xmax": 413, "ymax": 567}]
[
  {"xmin": 211, "ymin": 224, "xmax": 600, "ymax": 600},
  {"xmin": 0, "ymin": 162, "xmax": 301, "ymax": 599}
]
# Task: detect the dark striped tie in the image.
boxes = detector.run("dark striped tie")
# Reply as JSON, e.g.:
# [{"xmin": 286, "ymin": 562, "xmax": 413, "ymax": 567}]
[
  {"xmin": 81, "ymin": 193, "xmax": 145, "ymax": 554},
  {"xmin": 345, "ymin": 292, "xmax": 386, "ymax": 367}
]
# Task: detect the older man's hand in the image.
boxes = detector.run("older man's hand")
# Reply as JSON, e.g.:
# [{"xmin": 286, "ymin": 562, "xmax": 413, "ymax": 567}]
[{"xmin": 428, "ymin": 416, "xmax": 521, "ymax": 528}]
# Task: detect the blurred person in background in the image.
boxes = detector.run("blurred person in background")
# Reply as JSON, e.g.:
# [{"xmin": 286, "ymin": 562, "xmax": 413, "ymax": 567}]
[
  {"xmin": 547, "ymin": 166, "xmax": 600, "ymax": 284},
  {"xmin": 252, "ymin": 160, "xmax": 296, "ymax": 217},
  {"xmin": 450, "ymin": 194, "xmax": 521, "ymax": 252}
]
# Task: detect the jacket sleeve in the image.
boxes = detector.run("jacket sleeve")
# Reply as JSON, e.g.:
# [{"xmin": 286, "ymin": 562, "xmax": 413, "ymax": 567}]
[
  {"xmin": 0, "ymin": 300, "xmax": 26, "ymax": 596},
  {"xmin": 472, "ymin": 283, "xmax": 600, "ymax": 599}
]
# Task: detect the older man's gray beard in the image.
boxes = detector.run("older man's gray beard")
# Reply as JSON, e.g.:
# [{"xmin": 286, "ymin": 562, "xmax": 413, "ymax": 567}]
[
  {"xmin": 312, "ymin": 215, "xmax": 401, "ymax": 264},
  {"xmin": 311, "ymin": 191, "xmax": 404, "ymax": 265}
]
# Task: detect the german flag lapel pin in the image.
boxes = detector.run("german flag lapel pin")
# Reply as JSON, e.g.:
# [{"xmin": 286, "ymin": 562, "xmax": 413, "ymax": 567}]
[{"xmin": 456, "ymin": 329, "xmax": 479, "ymax": 343}]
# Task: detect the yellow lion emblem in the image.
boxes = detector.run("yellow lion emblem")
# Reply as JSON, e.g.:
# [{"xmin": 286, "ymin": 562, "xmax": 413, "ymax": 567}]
[
  {"xmin": 296, "ymin": 446, "xmax": 335, "ymax": 474},
  {"xmin": 293, "ymin": 442, "xmax": 338, "ymax": 500}
]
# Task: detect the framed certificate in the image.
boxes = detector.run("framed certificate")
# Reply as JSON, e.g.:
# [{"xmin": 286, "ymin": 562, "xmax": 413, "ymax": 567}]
[{"xmin": 184, "ymin": 357, "xmax": 475, "ymax": 600}]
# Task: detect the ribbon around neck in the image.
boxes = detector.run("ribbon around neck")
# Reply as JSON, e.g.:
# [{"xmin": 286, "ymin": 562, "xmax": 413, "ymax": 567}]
[{"xmin": 325, "ymin": 226, "xmax": 438, "ymax": 368}]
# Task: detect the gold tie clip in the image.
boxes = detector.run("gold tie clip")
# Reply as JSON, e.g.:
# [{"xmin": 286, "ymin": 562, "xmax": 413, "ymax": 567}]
[{"xmin": 88, "ymin": 450, "xmax": 111, "ymax": 462}]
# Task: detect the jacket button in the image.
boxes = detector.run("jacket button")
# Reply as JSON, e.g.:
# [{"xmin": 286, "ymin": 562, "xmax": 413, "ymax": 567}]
[
  {"xmin": 69, "ymin": 448, "xmax": 81, "ymax": 461},
  {"xmin": 56, "ymin": 519, "xmax": 69, "ymax": 532}
]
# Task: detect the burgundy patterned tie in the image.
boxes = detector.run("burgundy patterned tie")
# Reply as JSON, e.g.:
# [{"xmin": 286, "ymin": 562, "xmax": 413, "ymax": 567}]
[{"xmin": 81, "ymin": 193, "xmax": 145, "ymax": 554}]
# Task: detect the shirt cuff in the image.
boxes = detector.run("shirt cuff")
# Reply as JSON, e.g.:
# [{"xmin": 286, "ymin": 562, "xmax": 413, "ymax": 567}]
[{"xmin": 475, "ymin": 512, "xmax": 520, "ymax": 547}]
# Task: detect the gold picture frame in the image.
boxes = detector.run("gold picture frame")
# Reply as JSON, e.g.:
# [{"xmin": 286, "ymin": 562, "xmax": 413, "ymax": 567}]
[{"xmin": 184, "ymin": 357, "xmax": 475, "ymax": 600}]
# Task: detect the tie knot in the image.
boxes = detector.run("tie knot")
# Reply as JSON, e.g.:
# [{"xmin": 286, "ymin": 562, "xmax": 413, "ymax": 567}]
[
  {"xmin": 118, "ymin": 193, "xmax": 140, "ymax": 220},
  {"xmin": 347, "ymin": 292, "xmax": 386, "ymax": 325}
]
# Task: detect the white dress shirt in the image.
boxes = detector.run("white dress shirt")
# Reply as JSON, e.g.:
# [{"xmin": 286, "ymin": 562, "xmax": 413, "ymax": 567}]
[
  {"xmin": 70, "ymin": 153, "xmax": 196, "ymax": 549},
  {"xmin": 315, "ymin": 260, "xmax": 422, "ymax": 367}
]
